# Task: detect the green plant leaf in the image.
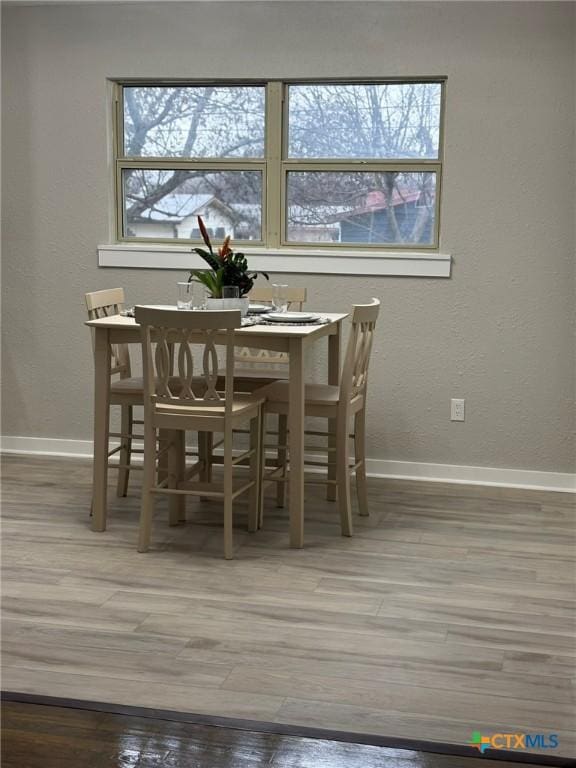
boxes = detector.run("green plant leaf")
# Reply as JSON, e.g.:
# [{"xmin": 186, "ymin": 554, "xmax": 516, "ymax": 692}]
[
  {"xmin": 193, "ymin": 247, "xmax": 221, "ymax": 272},
  {"xmin": 190, "ymin": 267, "xmax": 226, "ymax": 298}
]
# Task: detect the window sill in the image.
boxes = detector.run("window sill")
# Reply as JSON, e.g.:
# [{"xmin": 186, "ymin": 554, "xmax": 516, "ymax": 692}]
[{"xmin": 98, "ymin": 244, "xmax": 451, "ymax": 278}]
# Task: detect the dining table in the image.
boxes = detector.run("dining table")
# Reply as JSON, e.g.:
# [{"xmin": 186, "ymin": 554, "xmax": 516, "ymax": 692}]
[{"xmin": 85, "ymin": 310, "xmax": 348, "ymax": 548}]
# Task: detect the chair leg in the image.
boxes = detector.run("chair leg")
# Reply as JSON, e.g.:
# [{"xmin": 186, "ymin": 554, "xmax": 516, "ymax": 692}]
[
  {"xmin": 168, "ymin": 431, "xmax": 184, "ymax": 526},
  {"xmin": 336, "ymin": 416, "xmax": 353, "ymax": 537},
  {"xmin": 354, "ymin": 409, "xmax": 369, "ymax": 516},
  {"xmin": 177, "ymin": 431, "xmax": 186, "ymax": 523},
  {"xmin": 157, "ymin": 429, "xmax": 169, "ymax": 487},
  {"xmin": 116, "ymin": 405, "xmax": 132, "ymax": 497},
  {"xmin": 138, "ymin": 424, "xmax": 156, "ymax": 553},
  {"xmin": 223, "ymin": 428, "xmax": 234, "ymax": 560},
  {"xmin": 276, "ymin": 414, "xmax": 288, "ymax": 508},
  {"xmin": 198, "ymin": 432, "xmax": 213, "ymax": 483},
  {"xmin": 258, "ymin": 409, "xmax": 266, "ymax": 529},
  {"xmin": 326, "ymin": 417, "xmax": 337, "ymax": 502},
  {"xmin": 205, "ymin": 433, "xmax": 213, "ymax": 483},
  {"xmin": 198, "ymin": 432, "xmax": 213, "ymax": 502},
  {"xmin": 247, "ymin": 412, "xmax": 261, "ymax": 534},
  {"xmin": 198, "ymin": 431, "xmax": 206, "ymax": 469}
]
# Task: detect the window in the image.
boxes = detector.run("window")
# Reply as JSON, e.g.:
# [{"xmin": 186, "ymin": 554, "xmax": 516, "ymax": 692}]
[{"xmin": 113, "ymin": 79, "xmax": 445, "ymax": 251}]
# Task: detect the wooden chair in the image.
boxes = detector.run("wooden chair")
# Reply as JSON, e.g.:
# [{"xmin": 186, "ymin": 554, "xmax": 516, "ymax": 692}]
[
  {"xmin": 85, "ymin": 288, "xmax": 144, "ymax": 497},
  {"xmin": 231, "ymin": 285, "xmax": 307, "ymax": 391},
  {"xmin": 135, "ymin": 306, "xmax": 264, "ymax": 560},
  {"xmin": 258, "ymin": 298, "xmax": 380, "ymax": 537},
  {"xmin": 249, "ymin": 283, "xmax": 306, "ymax": 311}
]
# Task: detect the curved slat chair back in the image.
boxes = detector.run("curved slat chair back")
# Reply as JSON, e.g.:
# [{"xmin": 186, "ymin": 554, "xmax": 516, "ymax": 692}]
[
  {"xmin": 237, "ymin": 286, "xmax": 308, "ymax": 369},
  {"xmin": 85, "ymin": 288, "xmax": 131, "ymax": 377},
  {"xmin": 135, "ymin": 307, "xmax": 241, "ymax": 414},
  {"xmin": 248, "ymin": 285, "xmax": 307, "ymax": 312},
  {"xmin": 339, "ymin": 298, "xmax": 381, "ymax": 409}
]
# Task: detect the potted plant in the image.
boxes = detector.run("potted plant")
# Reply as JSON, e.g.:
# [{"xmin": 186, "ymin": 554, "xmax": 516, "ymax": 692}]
[{"xmin": 189, "ymin": 216, "xmax": 267, "ymax": 316}]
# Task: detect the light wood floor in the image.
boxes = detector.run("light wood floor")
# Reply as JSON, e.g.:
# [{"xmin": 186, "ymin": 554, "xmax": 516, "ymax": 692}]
[{"xmin": 2, "ymin": 455, "xmax": 575, "ymax": 758}]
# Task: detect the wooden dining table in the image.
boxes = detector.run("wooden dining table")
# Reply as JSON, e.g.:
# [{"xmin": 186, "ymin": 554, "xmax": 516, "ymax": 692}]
[{"xmin": 85, "ymin": 311, "xmax": 348, "ymax": 548}]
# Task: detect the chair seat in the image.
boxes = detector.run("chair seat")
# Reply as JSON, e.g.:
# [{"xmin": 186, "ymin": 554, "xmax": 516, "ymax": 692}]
[
  {"xmin": 111, "ymin": 376, "xmax": 205, "ymax": 395},
  {"xmin": 216, "ymin": 367, "xmax": 288, "ymax": 394},
  {"xmin": 257, "ymin": 381, "xmax": 341, "ymax": 406},
  {"xmin": 156, "ymin": 393, "xmax": 265, "ymax": 420},
  {"xmin": 110, "ymin": 376, "xmax": 144, "ymax": 394},
  {"xmin": 217, "ymin": 366, "xmax": 289, "ymax": 384},
  {"xmin": 234, "ymin": 367, "xmax": 289, "ymax": 380}
]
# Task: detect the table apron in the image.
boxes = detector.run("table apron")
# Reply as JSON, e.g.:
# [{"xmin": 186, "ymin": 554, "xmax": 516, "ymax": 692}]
[{"xmin": 107, "ymin": 328, "xmax": 332, "ymax": 353}]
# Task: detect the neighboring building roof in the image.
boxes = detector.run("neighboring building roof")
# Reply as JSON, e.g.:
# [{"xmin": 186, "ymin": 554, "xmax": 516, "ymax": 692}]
[
  {"xmin": 287, "ymin": 189, "xmax": 425, "ymax": 226},
  {"xmin": 137, "ymin": 194, "xmax": 219, "ymax": 222},
  {"xmin": 322, "ymin": 190, "xmax": 425, "ymax": 223},
  {"xmin": 133, "ymin": 193, "xmax": 264, "ymax": 229}
]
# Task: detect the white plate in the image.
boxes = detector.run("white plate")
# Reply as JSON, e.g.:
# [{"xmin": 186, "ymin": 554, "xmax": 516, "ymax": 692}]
[
  {"xmin": 265, "ymin": 312, "xmax": 317, "ymax": 323},
  {"xmin": 248, "ymin": 303, "xmax": 273, "ymax": 314}
]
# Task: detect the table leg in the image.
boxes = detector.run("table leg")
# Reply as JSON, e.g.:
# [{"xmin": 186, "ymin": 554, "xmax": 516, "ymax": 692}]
[
  {"xmin": 327, "ymin": 323, "xmax": 341, "ymax": 501},
  {"xmin": 92, "ymin": 328, "xmax": 111, "ymax": 532},
  {"xmin": 288, "ymin": 338, "xmax": 305, "ymax": 548}
]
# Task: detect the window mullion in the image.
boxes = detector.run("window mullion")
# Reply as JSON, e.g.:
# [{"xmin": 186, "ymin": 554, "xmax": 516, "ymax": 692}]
[
  {"xmin": 113, "ymin": 84, "xmax": 124, "ymax": 239},
  {"xmin": 265, "ymin": 82, "xmax": 283, "ymax": 249},
  {"xmin": 117, "ymin": 158, "xmax": 264, "ymax": 170},
  {"xmin": 282, "ymin": 161, "xmax": 440, "ymax": 173}
]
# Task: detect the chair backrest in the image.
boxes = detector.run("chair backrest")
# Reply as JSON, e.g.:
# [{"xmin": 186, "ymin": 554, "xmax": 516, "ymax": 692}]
[
  {"xmin": 134, "ymin": 307, "xmax": 241, "ymax": 415},
  {"xmin": 339, "ymin": 298, "xmax": 381, "ymax": 408},
  {"xmin": 237, "ymin": 286, "xmax": 308, "ymax": 369},
  {"xmin": 85, "ymin": 288, "xmax": 131, "ymax": 377},
  {"xmin": 248, "ymin": 285, "xmax": 307, "ymax": 311}
]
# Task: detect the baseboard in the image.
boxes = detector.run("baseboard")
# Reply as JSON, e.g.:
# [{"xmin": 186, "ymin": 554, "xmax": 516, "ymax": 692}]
[
  {"xmin": 364, "ymin": 459, "xmax": 575, "ymax": 493},
  {"xmin": 2, "ymin": 435, "xmax": 574, "ymax": 493},
  {"xmin": 1, "ymin": 436, "xmax": 98, "ymax": 459}
]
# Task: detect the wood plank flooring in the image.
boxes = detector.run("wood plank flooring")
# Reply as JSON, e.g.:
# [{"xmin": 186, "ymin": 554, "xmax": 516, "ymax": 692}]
[
  {"xmin": 4, "ymin": 700, "xmax": 566, "ymax": 768},
  {"xmin": 1, "ymin": 455, "xmax": 575, "ymax": 759}
]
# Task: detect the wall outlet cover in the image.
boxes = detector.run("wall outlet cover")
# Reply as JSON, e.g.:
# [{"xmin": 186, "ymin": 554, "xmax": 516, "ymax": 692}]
[{"xmin": 451, "ymin": 398, "xmax": 465, "ymax": 421}]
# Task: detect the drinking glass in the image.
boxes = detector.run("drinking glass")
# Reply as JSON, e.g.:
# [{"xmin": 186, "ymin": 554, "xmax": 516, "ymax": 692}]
[
  {"xmin": 222, "ymin": 286, "xmax": 240, "ymax": 299},
  {"xmin": 196, "ymin": 284, "xmax": 209, "ymax": 310},
  {"xmin": 272, "ymin": 283, "xmax": 289, "ymax": 313},
  {"xmin": 177, "ymin": 281, "xmax": 194, "ymax": 310}
]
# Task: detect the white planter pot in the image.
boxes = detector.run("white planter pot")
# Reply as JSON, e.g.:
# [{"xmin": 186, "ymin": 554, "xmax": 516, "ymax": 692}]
[{"xmin": 205, "ymin": 297, "xmax": 249, "ymax": 317}]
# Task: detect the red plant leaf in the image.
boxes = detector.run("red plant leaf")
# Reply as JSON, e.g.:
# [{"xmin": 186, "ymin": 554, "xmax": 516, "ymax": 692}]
[
  {"xmin": 221, "ymin": 235, "xmax": 232, "ymax": 261},
  {"xmin": 197, "ymin": 216, "xmax": 213, "ymax": 252}
]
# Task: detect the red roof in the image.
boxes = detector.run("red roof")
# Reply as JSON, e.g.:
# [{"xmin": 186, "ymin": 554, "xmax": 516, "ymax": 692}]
[
  {"xmin": 353, "ymin": 189, "xmax": 423, "ymax": 214},
  {"xmin": 325, "ymin": 189, "xmax": 425, "ymax": 223}
]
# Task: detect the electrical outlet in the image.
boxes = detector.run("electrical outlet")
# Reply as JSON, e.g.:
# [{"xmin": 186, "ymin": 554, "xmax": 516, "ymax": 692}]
[{"xmin": 451, "ymin": 398, "xmax": 465, "ymax": 422}]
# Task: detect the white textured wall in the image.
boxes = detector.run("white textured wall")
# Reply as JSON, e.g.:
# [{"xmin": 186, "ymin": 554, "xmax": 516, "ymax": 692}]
[{"xmin": 2, "ymin": 1, "xmax": 575, "ymax": 473}]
